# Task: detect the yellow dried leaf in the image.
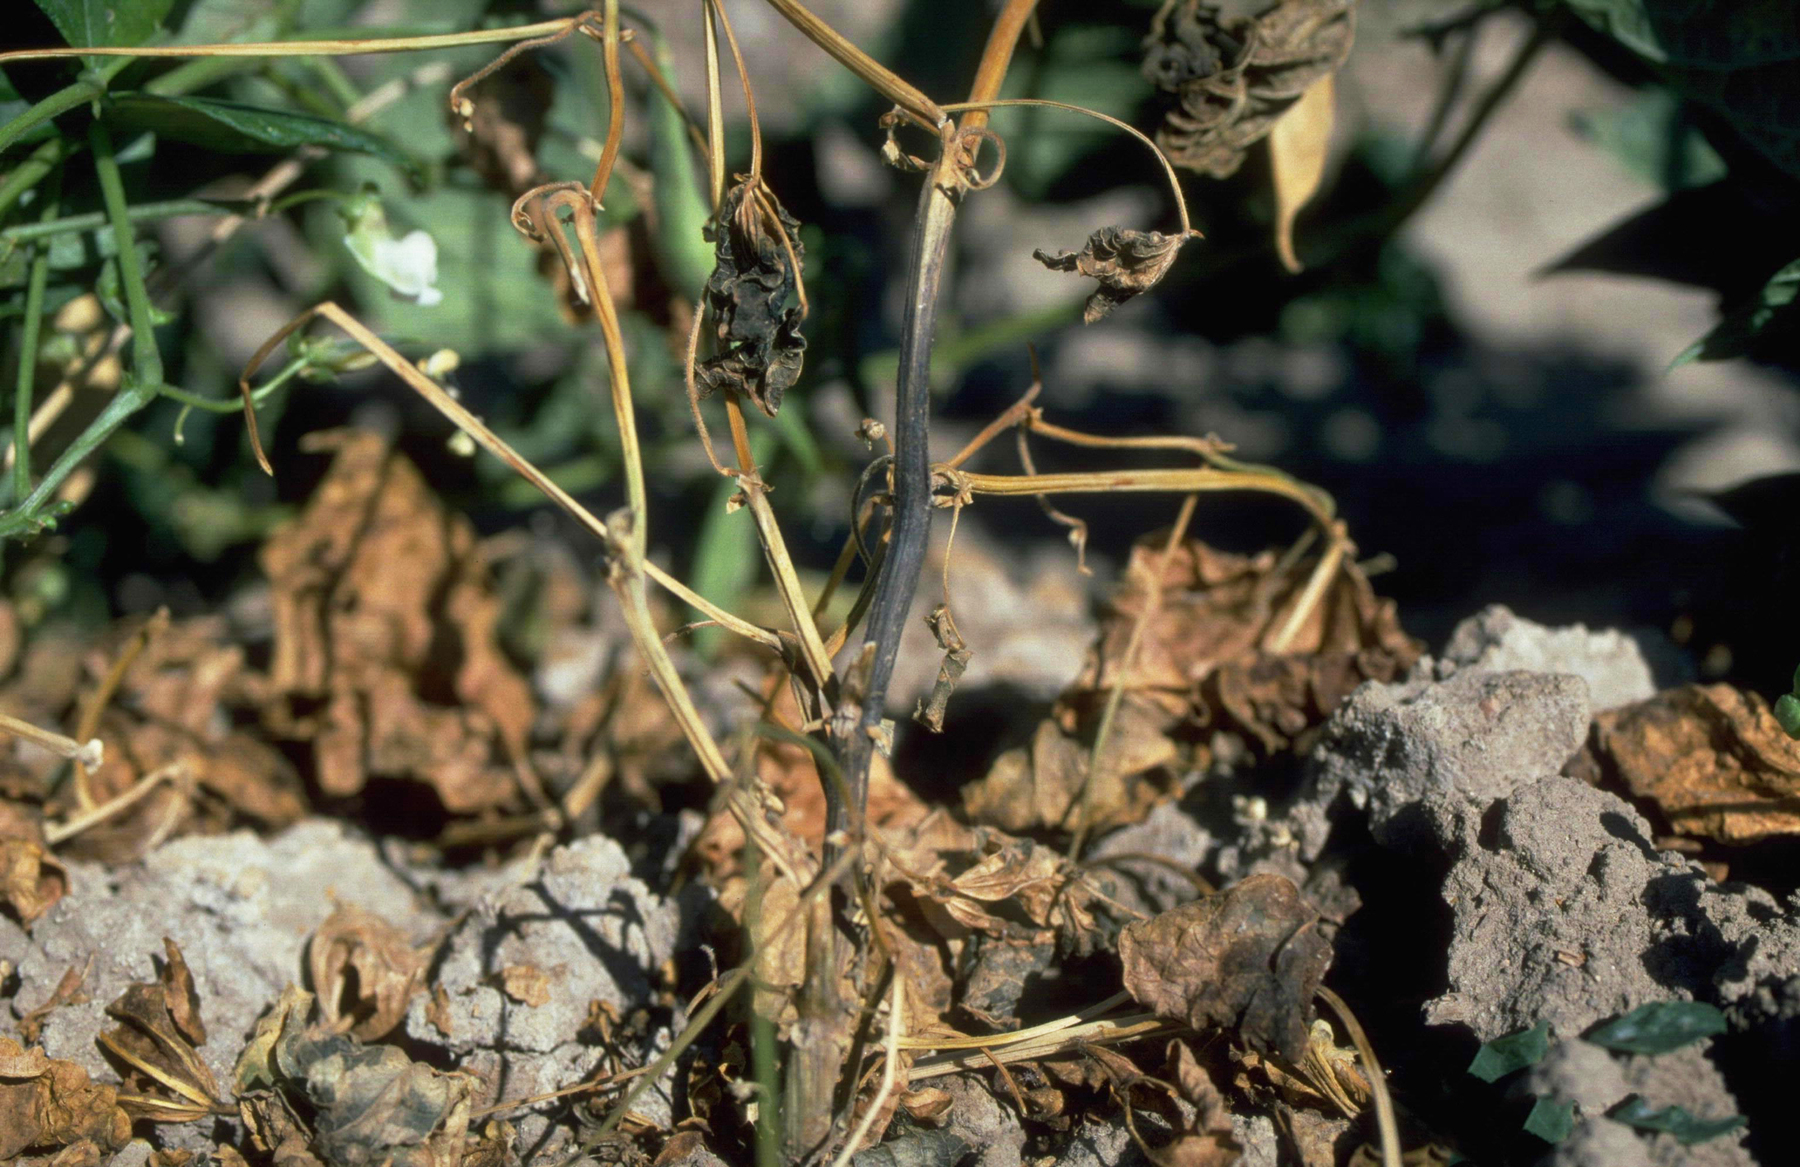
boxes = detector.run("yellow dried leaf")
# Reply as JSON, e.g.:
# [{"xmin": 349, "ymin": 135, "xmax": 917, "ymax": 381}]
[{"xmin": 1269, "ymin": 74, "xmax": 1334, "ymax": 273}]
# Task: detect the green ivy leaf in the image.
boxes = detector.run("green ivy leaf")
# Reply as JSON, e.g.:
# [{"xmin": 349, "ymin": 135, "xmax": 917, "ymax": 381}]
[
  {"xmin": 1586, "ymin": 1001, "xmax": 1727, "ymax": 1055},
  {"xmin": 32, "ymin": 0, "xmax": 174, "ymax": 48},
  {"xmin": 1672, "ymin": 258, "xmax": 1800, "ymax": 366},
  {"xmin": 104, "ymin": 93, "xmax": 420, "ymax": 177},
  {"xmin": 1610, "ymin": 1096, "xmax": 1746, "ymax": 1145},
  {"xmin": 1523, "ymin": 1096, "xmax": 1577, "ymax": 1143},
  {"xmin": 1467, "ymin": 1021, "xmax": 1551, "ymax": 1082}
]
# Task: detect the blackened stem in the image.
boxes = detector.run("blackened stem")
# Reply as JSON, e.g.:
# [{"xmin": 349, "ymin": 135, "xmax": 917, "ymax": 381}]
[{"xmin": 828, "ymin": 165, "xmax": 957, "ymax": 847}]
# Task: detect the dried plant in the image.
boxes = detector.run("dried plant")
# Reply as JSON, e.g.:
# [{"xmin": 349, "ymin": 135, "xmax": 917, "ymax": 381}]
[{"xmin": 0, "ymin": 1, "xmax": 1417, "ymax": 1162}]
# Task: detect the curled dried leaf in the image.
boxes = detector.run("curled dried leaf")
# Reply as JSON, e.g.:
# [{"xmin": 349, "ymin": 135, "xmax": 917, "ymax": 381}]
[
  {"xmin": 1119, "ymin": 874, "xmax": 1331, "ymax": 1062},
  {"xmin": 1142, "ymin": 0, "xmax": 1355, "ymax": 178},
  {"xmin": 98, "ymin": 941, "xmax": 224, "ymax": 1123},
  {"xmin": 272, "ymin": 1025, "xmax": 471, "ymax": 1167},
  {"xmin": 0, "ymin": 806, "xmax": 67, "ymax": 927},
  {"xmin": 697, "ymin": 178, "xmax": 808, "ymax": 417},
  {"xmin": 309, "ymin": 903, "xmax": 431, "ymax": 1041},
  {"xmin": 1034, "ymin": 227, "xmax": 1187, "ymax": 324}
]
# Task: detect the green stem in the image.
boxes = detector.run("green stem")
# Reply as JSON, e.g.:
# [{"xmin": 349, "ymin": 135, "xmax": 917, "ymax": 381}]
[
  {"xmin": 14, "ymin": 160, "xmax": 63, "ymax": 500},
  {"xmin": 0, "ymin": 138, "xmax": 72, "ymax": 220},
  {"xmin": 1, "ymin": 198, "xmax": 241, "ymax": 247},
  {"xmin": 0, "ymin": 376, "xmax": 160, "ymax": 539},
  {"xmin": 0, "ymin": 75, "xmax": 105, "ymax": 157},
  {"xmin": 162, "ymin": 356, "xmax": 306, "ymax": 413},
  {"xmin": 87, "ymin": 119, "xmax": 163, "ymax": 386}
]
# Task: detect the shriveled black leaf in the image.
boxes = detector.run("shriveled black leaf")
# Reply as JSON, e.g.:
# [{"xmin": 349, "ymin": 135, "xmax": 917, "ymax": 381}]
[
  {"xmin": 697, "ymin": 178, "xmax": 807, "ymax": 417},
  {"xmin": 1034, "ymin": 227, "xmax": 1187, "ymax": 323},
  {"xmin": 1141, "ymin": 0, "xmax": 1355, "ymax": 178}
]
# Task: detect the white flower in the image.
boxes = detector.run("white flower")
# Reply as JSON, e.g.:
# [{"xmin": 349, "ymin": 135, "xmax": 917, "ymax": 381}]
[{"xmin": 341, "ymin": 193, "xmax": 443, "ymax": 306}]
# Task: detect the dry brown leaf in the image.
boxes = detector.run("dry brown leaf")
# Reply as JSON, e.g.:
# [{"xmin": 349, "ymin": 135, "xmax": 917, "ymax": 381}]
[
  {"xmin": 1033, "ymin": 227, "xmax": 1188, "ymax": 323},
  {"xmin": 0, "ymin": 805, "xmax": 66, "ymax": 927},
  {"xmin": 260, "ymin": 430, "xmax": 535, "ymax": 816},
  {"xmin": 1119, "ymin": 873, "xmax": 1331, "ymax": 1063},
  {"xmin": 898, "ymin": 1085, "xmax": 953, "ymax": 1124},
  {"xmin": 500, "ymin": 964, "xmax": 552, "ymax": 1008},
  {"xmin": 1077, "ymin": 535, "xmax": 1416, "ymax": 756},
  {"xmin": 425, "ymin": 986, "xmax": 455, "ymax": 1039},
  {"xmin": 1594, "ymin": 684, "xmax": 1800, "ymax": 844},
  {"xmin": 1151, "ymin": 1041, "xmax": 1241, "ymax": 1167},
  {"xmin": 17, "ymin": 961, "xmax": 91, "ymax": 1045},
  {"xmin": 1142, "ymin": 0, "xmax": 1355, "ymax": 178},
  {"xmin": 1268, "ymin": 73, "xmax": 1334, "ymax": 272},
  {"xmin": 453, "ymin": 49, "xmax": 551, "ymax": 196},
  {"xmin": 963, "ymin": 699, "xmax": 1176, "ymax": 834},
  {"xmin": 97, "ymin": 940, "xmax": 223, "ymax": 1124},
  {"xmin": 309, "ymin": 903, "xmax": 431, "ymax": 1041},
  {"xmin": 0, "ymin": 1038, "xmax": 131, "ymax": 1160}
]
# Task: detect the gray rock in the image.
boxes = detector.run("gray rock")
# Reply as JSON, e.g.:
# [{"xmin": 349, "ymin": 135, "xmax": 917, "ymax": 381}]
[
  {"xmin": 2, "ymin": 820, "xmax": 438, "ymax": 1088},
  {"xmin": 405, "ymin": 835, "xmax": 686, "ymax": 1147},
  {"xmin": 1091, "ymin": 801, "xmax": 1214, "ymax": 912},
  {"xmin": 936, "ymin": 1073, "xmax": 1025, "ymax": 1167},
  {"xmin": 1058, "ymin": 1117, "xmax": 1143, "ymax": 1167},
  {"xmin": 0, "ymin": 821, "xmax": 442, "ymax": 1158},
  {"xmin": 1442, "ymin": 605, "xmax": 1657, "ymax": 712},
  {"xmin": 1424, "ymin": 774, "xmax": 1800, "ymax": 1046},
  {"xmin": 1427, "ymin": 777, "xmax": 1687, "ymax": 1039},
  {"xmin": 1525, "ymin": 1039, "xmax": 1630, "ymax": 1115},
  {"xmin": 1307, "ymin": 669, "xmax": 1590, "ymax": 849},
  {"xmin": 1232, "ymin": 1111, "xmax": 1279, "ymax": 1167},
  {"xmin": 1618, "ymin": 1046, "xmax": 1752, "ymax": 1167},
  {"xmin": 1545, "ymin": 1118, "xmax": 1653, "ymax": 1167}
]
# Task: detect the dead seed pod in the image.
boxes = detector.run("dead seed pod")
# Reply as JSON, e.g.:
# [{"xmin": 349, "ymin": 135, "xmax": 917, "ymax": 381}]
[
  {"xmin": 1033, "ymin": 227, "xmax": 1188, "ymax": 323},
  {"xmin": 1142, "ymin": 0, "xmax": 1354, "ymax": 178},
  {"xmin": 697, "ymin": 176, "xmax": 807, "ymax": 418}
]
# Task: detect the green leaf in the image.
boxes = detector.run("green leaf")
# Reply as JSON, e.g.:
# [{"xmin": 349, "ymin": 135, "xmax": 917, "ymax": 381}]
[
  {"xmin": 1467, "ymin": 1022, "xmax": 1552, "ymax": 1082},
  {"xmin": 1610, "ymin": 1096, "xmax": 1746, "ymax": 1145},
  {"xmin": 1587, "ymin": 1001, "xmax": 1727, "ymax": 1055},
  {"xmin": 1568, "ymin": 91, "xmax": 1724, "ymax": 191},
  {"xmin": 1524, "ymin": 1096, "xmax": 1577, "ymax": 1143},
  {"xmin": 104, "ymin": 93, "xmax": 419, "ymax": 175},
  {"xmin": 1558, "ymin": 1, "xmax": 1800, "ymax": 179},
  {"xmin": 1673, "ymin": 257, "xmax": 1800, "ymax": 366},
  {"xmin": 32, "ymin": 0, "xmax": 174, "ymax": 48},
  {"xmin": 1772, "ymin": 693, "xmax": 1800, "ymax": 739}
]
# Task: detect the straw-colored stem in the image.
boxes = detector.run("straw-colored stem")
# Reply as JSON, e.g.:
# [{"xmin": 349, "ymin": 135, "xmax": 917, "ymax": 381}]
[
  {"xmin": 960, "ymin": 0, "xmax": 1041, "ymax": 130},
  {"xmin": 758, "ymin": 0, "xmax": 944, "ymax": 126},
  {"xmin": 1318, "ymin": 986, "xmax": 1402, "ymax": 1167},
  {"xmin": 937, "ymin": 98, "xmax": 1197, "ymax": 239},
  {"xmin": 45, "ymin": 761, "xmax": 182, "ymax": 846},
  {"xmin": 829, "ymin": 977, "xmax": 905, "ymax": 1167},
  {"xmin": 590, "ymin": 0, "xmax": 626, "ymax": 202},
  {"xmin": 0, "ymin": 712, "xmax": 100, "ymax": 771}
]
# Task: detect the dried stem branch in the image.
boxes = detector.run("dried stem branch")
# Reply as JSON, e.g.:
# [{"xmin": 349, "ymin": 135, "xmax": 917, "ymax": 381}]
[{"xmin": 758, "ymin": 0, "xmax": 945, "ymax": 126}]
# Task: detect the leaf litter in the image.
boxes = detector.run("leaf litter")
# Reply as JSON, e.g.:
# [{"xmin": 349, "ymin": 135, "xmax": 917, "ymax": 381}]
[{"xmin": 0, "ymin": 397, "xmax": 1780, "ymax": 1167}]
